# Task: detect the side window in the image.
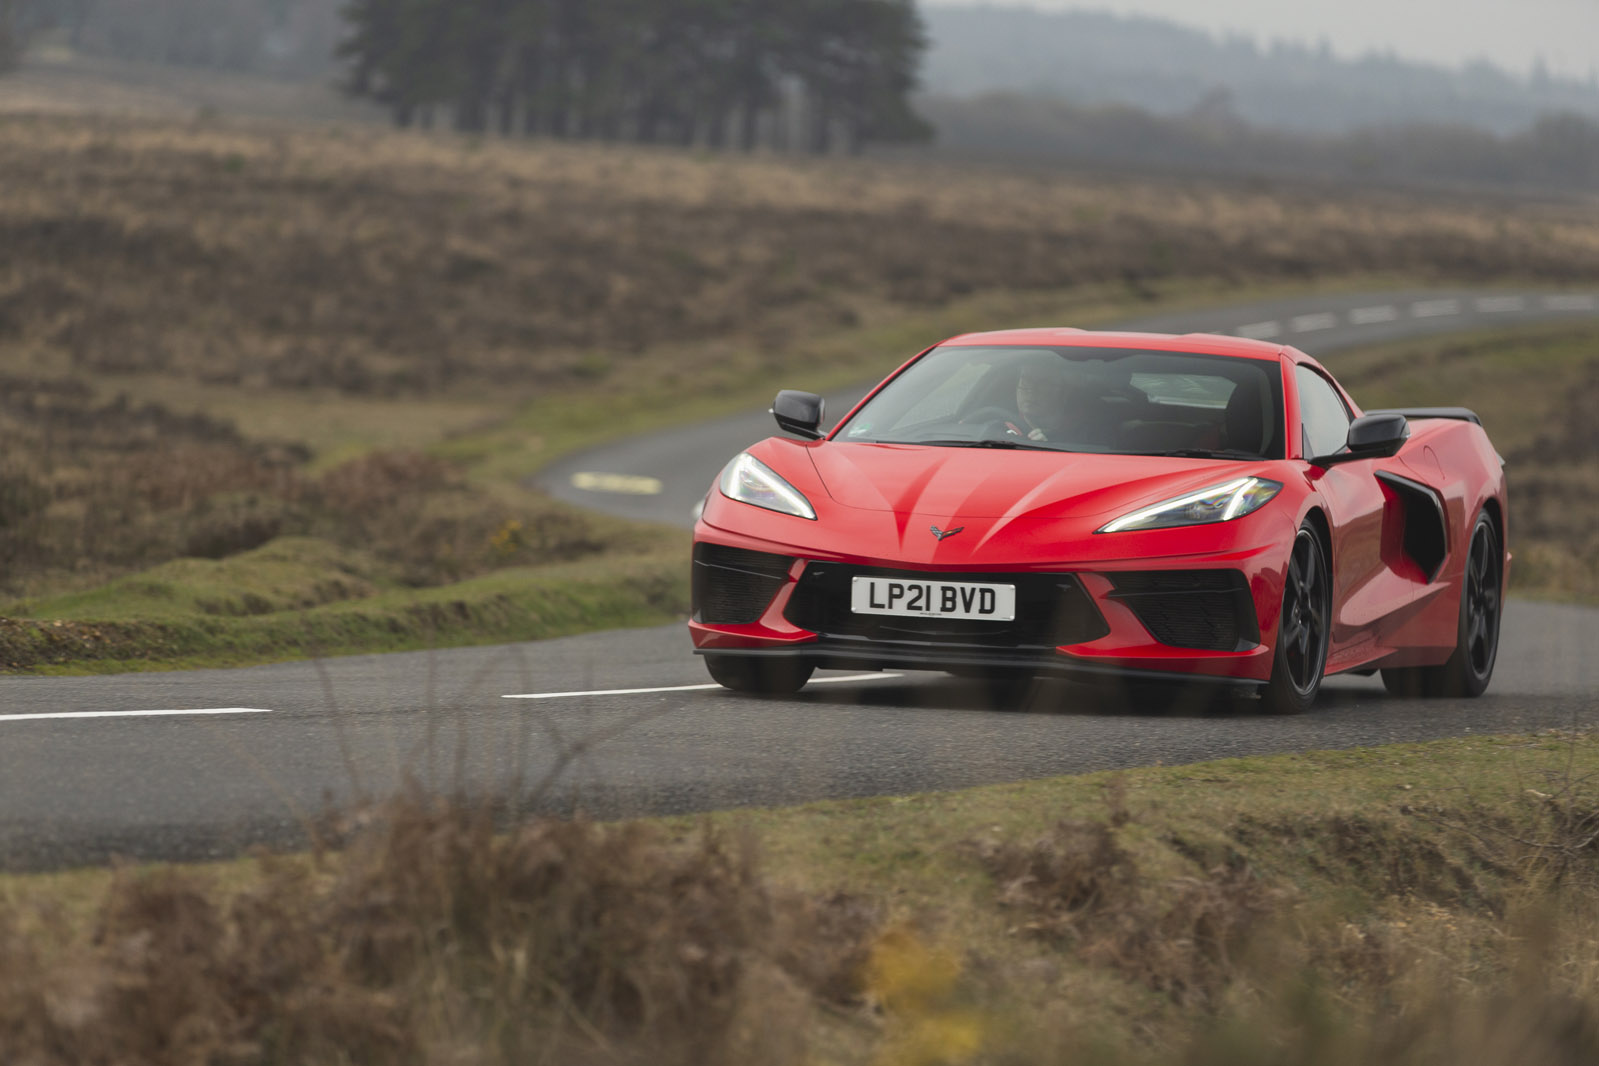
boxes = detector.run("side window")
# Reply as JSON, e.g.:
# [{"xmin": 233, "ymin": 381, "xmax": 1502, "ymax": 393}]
[{"xmin": 1295, "ymin": 366, "xmax": 1352, "ymax": 459}]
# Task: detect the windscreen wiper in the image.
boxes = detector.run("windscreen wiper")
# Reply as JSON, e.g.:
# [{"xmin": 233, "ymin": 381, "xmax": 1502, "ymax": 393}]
[
  {"xmin": 1127, "ymin": 448, "xmax": 1258, "ymax": 459},
  {"xmin": 912, "ymin": 438, "xmax": 1058, "ymax": 450}
]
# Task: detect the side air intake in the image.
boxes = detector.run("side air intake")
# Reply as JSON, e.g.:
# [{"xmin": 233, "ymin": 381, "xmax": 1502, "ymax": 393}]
[{"xmin": 1375, "ymin": 472, "xmax": 1448, "ymax": 583}]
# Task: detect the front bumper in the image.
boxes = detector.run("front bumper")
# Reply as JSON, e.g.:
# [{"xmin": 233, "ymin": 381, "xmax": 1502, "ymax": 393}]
[{"xmin": 688, "ymin": 528, "xmax": 1285, "ymax": 685}]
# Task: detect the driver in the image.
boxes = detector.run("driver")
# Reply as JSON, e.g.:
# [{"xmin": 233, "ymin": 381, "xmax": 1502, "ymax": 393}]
[
  {"xmin": 1007, "ymin": 357, "xmax": 1122, "ymax": 445},
  {"xmin": 1013, "ymin": 358, "xmax": 1080, "ymax": 441}
]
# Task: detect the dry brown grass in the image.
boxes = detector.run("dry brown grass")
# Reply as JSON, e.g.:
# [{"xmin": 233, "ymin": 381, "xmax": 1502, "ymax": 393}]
[
  {"xmin": 0, "ymin": 372, "xmax": 649, "ymax": 599},
  {"xmin": 6, "ymin": 739, "xmax": 1599, "ymax": 1064},
  {"xmin": 0, "ymin": 799, "xmax": 878, "ymax": 1066},
  {"xmin": 968, "ymin": 783, "xmax": 1274, "ymax": 1010},
  {"xmin": 958, "ymin": 780, "xmax": 1599, "ymax": 1065},
  {"xmin": 3, "ymin": 112, "xmax": 1597, "ymax": 404}
]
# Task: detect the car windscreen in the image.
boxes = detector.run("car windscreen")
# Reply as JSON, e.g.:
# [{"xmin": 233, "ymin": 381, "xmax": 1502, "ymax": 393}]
[{"xmin": 834, "ymin": 345, "xmax": 1285, "ymax": 460}]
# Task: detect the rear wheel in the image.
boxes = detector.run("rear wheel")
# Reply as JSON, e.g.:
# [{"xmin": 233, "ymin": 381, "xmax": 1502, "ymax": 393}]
[
  {"xmin": 703, "ymin": 653, "xmax": 814, "ymax": 696},
  {"xmin": 1381, "ymin": 510, "xmax": 1502, "ymax": 699},
  {"xmin": 1262, "ymin": 524, "xmax": 1331, "ymax": 715}
]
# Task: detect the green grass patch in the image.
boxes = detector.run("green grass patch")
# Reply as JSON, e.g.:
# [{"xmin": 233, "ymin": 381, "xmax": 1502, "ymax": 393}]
[
  {"xmin": 8, "ymin": 536, "xmax": 386, "ymax": 621},
  {"xmin": 0, "ymin": 543, "xmax": 688, "ymax": 674}
]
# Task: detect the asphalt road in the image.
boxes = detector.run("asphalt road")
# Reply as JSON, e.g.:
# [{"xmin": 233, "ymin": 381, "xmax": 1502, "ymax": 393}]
[{"xmin": 3, "ymin": 287, "xmax": 1597, "ymax": 871}]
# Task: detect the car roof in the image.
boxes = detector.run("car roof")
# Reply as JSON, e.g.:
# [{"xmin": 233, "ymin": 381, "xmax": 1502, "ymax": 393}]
[{"xmin": 939, "ymin": 328, "xmax": 1289, "ymax": 363}]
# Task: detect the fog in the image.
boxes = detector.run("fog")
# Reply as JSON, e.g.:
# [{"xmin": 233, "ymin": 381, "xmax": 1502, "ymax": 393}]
[{"xmin": 928, "ymin": 0, "xmax": 1599, "ymax": 78}]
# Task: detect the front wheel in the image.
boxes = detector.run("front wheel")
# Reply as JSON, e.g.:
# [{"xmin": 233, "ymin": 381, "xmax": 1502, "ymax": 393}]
[
  {"xmin": 1261, "ymin": 524, "xmax": 1332, "ymax": 715},
  {"xmin": 1381, "ymin": 510, "xmax": 1502, "ymax": 699},
  {"xmin": 703, "ymin": 654, "xmax": 814, "ymax": 696}
]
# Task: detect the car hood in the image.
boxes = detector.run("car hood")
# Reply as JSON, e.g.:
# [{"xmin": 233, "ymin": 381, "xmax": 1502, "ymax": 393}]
[{"xmin": 806, "ymin": 442, "xmax": 1247, "ymax": 521}]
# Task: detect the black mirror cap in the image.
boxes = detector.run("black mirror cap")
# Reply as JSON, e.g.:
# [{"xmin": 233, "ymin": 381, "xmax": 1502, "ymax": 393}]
[
  {"xmin": 772, "ymin": 390, "xmax": 825, "ymax": 440},
  {"xmin": 1318, "ymin": 412, "xmax": 1409, "ymax": 464}
]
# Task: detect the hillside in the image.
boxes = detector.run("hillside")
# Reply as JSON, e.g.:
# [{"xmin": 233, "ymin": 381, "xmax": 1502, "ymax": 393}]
[
  {"xmin": 16, "ymin": 0, "xmax": 1599, "ymax": 140},
  {"xmin": 921, "ymin": 4, "xmax": 1599, "ymax": 136}
]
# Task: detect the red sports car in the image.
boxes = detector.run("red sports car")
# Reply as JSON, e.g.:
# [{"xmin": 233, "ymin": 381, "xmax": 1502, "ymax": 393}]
[{"xmin": 689, "ymin": 329, "xmax": 1508, "ymax": 713}]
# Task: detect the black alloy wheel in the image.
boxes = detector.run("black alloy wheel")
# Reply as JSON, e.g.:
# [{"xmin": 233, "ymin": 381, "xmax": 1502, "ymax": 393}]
[
  {"xmin": 703, "ymin": 653, "xmax": 815, "ymax": 696},
  {"xmin": 1382, "ymin": 510, "xmax": 1502, "ymax": 699},
  {"xmin": 1461, "ymin": 516, "xmax": 1503, "ymax": 682},
  {"xmin": 1263, "ymin": 525, "xmax": 1331, "ymax": 715}
]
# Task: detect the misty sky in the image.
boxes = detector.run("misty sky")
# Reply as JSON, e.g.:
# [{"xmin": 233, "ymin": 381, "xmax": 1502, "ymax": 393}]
[{"xmin": 926, "ymin": 0, "xmax": 1599, "ymax": 78}]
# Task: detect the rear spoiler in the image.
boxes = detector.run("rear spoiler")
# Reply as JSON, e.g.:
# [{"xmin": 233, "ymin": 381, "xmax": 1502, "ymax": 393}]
[{"xmin": 1364, "ymin": 407, "xmax": 1481, "ymax": 426}]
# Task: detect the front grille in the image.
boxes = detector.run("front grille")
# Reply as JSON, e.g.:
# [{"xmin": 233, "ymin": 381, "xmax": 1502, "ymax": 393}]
[
  {"xmin": 693, "ymin": 543, "xmax": 794, "ymax": 624},
  {"xmin": 1106, "ymin": 570, "xmax": 1258, "ymax": 651},
  {"xmin": 785, "ymin": 564, "xmax": 1109, "ymax": 649}
]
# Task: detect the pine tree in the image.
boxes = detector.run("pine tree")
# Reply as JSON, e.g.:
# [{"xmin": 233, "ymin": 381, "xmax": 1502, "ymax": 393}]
[{"xmin": 335, "ymin": 0, "xmax": 930, "ymax": 151}]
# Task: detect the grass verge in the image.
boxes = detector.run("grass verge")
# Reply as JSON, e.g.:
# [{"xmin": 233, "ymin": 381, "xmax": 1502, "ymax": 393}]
[
  {"xmin": 0, "ymin": 544, "xmax": 686, "ymax": 674},
  {"xmin": 4, "ymin": 731, "xmax": 1599, "ymax": 1063}
]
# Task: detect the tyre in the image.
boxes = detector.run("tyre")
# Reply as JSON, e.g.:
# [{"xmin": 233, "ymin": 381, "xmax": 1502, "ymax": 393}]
[
  {"xmin": 1261, "ymin": 524, "xmax": 1332, "ymax": 715},
  {"xmin": 703, "ymin": 653, "xmax": 814, "ymax": 696},
  {"xmin": 1381, "ymin": 509, "xmax": 1502, "ymax": 699}
]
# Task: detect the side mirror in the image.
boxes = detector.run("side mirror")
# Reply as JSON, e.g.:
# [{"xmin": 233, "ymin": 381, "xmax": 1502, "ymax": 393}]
[
  {"xmin": 1317, "ymin": 412, "xmax": 1409, "ymax": 464},
  {"xmin": 772, "ymin": 390, "xmax": 825, "ymax": 440}
]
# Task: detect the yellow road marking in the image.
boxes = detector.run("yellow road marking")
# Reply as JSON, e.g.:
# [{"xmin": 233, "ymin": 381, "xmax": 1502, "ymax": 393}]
[{"xmin": 571, "ymin": 471, "xmax": 663, "ymax": 495}]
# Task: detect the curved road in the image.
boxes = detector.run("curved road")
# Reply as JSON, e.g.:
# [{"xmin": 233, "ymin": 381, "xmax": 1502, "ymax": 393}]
[{"xmin": 2, "ymin": 288, "xmax": 1597, "ymax": 871}]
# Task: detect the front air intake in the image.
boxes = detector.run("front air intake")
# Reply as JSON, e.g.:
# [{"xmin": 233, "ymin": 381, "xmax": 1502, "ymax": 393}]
[
  {"xmin": 1106, "ymin": 570, "xmax": 1259, "ymax": 651},
  {"xmin": 692, "ymin": 543, "xmax": 794, "ymax": 624}
]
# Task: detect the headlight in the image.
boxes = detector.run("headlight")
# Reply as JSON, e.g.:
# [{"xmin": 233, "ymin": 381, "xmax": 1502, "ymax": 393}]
[
  {"xmin": 718, "ymin": 452, "xmax": 816, "ymax": 520},
  {"xmin": 1097, "ymin": 477, "xmax": 1281, "ymax": 533}
]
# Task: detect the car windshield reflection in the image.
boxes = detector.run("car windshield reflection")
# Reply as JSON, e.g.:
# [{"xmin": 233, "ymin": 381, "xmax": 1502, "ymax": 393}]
[{"xmin": 837, "ymin": 345, "xmax": 1286, "ymax": 461}]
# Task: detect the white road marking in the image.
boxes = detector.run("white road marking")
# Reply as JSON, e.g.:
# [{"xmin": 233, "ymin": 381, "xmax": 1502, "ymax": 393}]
[
  {"xmin": 1290, "ymin": 312, "xmax": 1338, "ymax": 333},
  {"xmin": 1236, "ymin": 321, "xmax": 1281, "ymax": 339},
  {"xmin": 0, "ymin": 707, "xmax": 273, "ymax": 723},
  {"xmin": 1474, "ymin": 296, "xmax": 1526, "ymax": 313},
  {"xmin": 1350, "ymin": 304, "xmax": 1399, "ymax": 325},
  {"xmin": 571, "ymin": 472, "xmax": 664, "ymax": 495},
  {"xmin": 1411, "ymin": 299, "xmax": 1460, "ymax": 318},
  {"xmin": 1544, "ymin": 294, "xmax": 1598, "ymax": 311},
  {"xmin": 503, "ymin": 673, "xmax": 903, "ymax": 700}
]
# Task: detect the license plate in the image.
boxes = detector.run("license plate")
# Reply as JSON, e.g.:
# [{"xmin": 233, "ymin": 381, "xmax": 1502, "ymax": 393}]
[{"xmin": 850, "ymin": 577, "xmax": 1016, "ymax": 621}]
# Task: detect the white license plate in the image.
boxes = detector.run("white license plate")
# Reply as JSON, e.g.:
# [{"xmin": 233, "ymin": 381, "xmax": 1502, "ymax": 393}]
[{"xmin": 850, "ymin": 577, "xmax": 1016, "ymax": 621}]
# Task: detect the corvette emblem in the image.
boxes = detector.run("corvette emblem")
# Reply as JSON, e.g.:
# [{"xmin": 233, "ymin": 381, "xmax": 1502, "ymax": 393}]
[{"xmin": 929, "ymin": 525, "xmax": 965, "ymax": 541}]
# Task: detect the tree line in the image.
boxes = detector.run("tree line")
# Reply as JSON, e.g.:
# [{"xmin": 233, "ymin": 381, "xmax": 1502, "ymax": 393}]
[
  {"xmin": 925, "ymin": 92, "xmax": 1599, "ymax": 194},
  {"xmin": 337, "ymin": 0, "xmax": 931, "ymax": 153},
  {"xmin": 1, "ymin": 0, "xmax": 346, "ymax": 78}
]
